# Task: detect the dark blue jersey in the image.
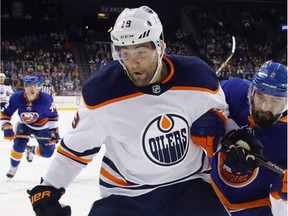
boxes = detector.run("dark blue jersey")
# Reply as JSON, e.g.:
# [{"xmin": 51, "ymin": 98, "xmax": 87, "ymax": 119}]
[
  {"xmin": 0, "ymin": 90, "xmax": 58, "ymax": 130},
  {"xmin": 211, "ymin": 78, "xmax": 287, "ymax": 211}
]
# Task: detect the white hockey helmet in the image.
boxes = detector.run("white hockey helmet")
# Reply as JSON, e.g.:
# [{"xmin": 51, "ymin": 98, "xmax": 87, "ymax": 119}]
[
  {"xmin": 110, "ymin": 6, "xmax": 165, "ymax": 84},
  {"xmin": 111, "ymin": 6, "xmax": 163, "ymax": 48},
  {"xmin": 0, "ymin": 73, "xmax": 6, "ymax": 83},
  {"xmin": 0, "ymin": 73, "xmax": 6, "ymax": 79}
]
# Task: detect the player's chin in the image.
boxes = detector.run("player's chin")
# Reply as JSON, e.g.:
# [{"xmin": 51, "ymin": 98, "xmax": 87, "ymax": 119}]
[{"xmin": 132, "ymin": 79, "xmax": 148, "ymax": 87}]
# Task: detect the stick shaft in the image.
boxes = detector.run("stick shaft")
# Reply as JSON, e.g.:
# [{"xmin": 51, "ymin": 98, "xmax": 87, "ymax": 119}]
[
  {"xmin": 15, "ymin": 135, "xmax": 52, "ymax": 140},
  {"xmin": 216, "ymin": 36, "xmax": 236, "ymax": 75}
]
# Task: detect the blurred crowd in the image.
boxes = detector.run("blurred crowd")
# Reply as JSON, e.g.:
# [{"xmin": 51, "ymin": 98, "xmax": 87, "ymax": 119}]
[{"xmin": 1, "ymin": 1, "xmax": 286, "ymax": 95}]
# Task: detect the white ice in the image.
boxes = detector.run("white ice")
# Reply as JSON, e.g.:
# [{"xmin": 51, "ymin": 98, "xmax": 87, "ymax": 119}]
[{"xmin": 0, "ymin": 110, "xmax": 104, "ymax": 216}]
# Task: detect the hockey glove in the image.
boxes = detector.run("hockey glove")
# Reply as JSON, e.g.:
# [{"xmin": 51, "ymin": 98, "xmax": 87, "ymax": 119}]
[
  {"xmin": 27, "ymin": 185, "xmax": 71, "ymax": 216},
  {"xmin": 270, "ymin": 170, "xmax": 288, "ymax": 202},
  {"xmin": 1, "ymin": 123, "xmax": 15, "ymax": 141},
  {"xmin": 221, "ymin": 129, "xmax": 263, "ymax": 173},
  {"xmin": 49, "ymin": 128, "xmax": 60, "ymax": 144}
]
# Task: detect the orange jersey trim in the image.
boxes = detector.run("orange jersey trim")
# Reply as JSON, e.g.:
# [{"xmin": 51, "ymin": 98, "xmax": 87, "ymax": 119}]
[
  {"xmin": 279, "ymin": 115, "xmax": 288, "ymax": 123},
  {"xmin": 57, "ymin": 145, "xmax": 92, "ymax": 164},
  {"xmin": 210, "ymin": 178, "xmax": 271, "ymax": 210},
  {"xmin": 170, "ymin": 83, "xmax": 221, "ymax": 94},
  {"xmin": 162, "ymin": 56, "xmax": 175, "ymax": 83},
  {"xmin": 84, "ymin": 92, "xmax": 144, "ymax": 110},
  {"xmin": 0, "ymin": 113, "xmax": 12, "ymax": 120},
  {"xmin": 100, "ymin": 167, "xmax": 132, "ymax": 186}
]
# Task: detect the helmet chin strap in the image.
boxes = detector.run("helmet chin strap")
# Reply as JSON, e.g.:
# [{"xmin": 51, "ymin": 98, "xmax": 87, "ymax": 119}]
[
  {"xmin": 148, "ymin": 54, "xmax": 163, "ymax": 84},
  {"xmin": 148, "ymin": 42, "xmax": 165, "ymax": 84}
]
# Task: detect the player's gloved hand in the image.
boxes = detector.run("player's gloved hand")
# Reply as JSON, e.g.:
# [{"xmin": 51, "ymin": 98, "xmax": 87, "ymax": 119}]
[
  {"xmin": 221, "ymin": 129, "xmax": 263, "ymax": 173},
  {"xmin": 270, "ymin": 170, "xmax": 288, "ymax": 202},
  {"xmin": 49, "ymin": 128, "xmax": 60, "ymax": 144},
  {"xmin": 27, "ymin": 185, "xmax": 71, "ymax": 216},
  {"xmin": 1, "ymin": 123, "xmax": 15, "ymax": 141}
]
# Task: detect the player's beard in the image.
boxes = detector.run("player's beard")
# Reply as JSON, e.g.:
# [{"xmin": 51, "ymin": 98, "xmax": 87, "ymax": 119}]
[{"xmin": 252, "ymin": 109, "xmax": 280, "ymax": 128}]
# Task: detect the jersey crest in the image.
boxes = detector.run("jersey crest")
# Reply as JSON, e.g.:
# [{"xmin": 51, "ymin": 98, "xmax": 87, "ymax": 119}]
[
  {"xmin": 142, "ymin": 113, "xmax": 189, "ymax": 166},
  {"xmin": 20, "ymin": 112, "xmax": 39, "ymax": 124},
  {"xmin": 217, "ymin": 152, "xmax": 259, "ymax": 188}
]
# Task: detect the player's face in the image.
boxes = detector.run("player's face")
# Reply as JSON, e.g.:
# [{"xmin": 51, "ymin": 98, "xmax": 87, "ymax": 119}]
[
  {"xmin": 25, "ymin": 83, "xmax": 40, "ymax": 97},
  {"xmin": 251, "ymin": 90, "xmax": 287, "ymax": 127},
  {"xmin": 119, "ymin": 42, "xmax": 158, "ymax": 87}
]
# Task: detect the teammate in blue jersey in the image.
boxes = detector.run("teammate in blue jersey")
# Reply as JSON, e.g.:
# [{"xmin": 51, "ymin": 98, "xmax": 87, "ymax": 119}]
[
  {"xmin": 210, "ymin": 61, "xmax": 287, "ymax": 216},
  {"xmin": 0, "ymin": 76, "xmax": 60, "ymax": 179},
  {"xmin": 27, "ymin": 6, "xmax": 230, "ymax": 216}
]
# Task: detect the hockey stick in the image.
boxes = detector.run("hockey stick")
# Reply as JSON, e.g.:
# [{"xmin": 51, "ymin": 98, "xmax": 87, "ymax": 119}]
[
  {"xmin": 216, "ymin": 36, "xmax": 236, "ymax": 75},
  {"xmin": 222, "ymin": 139, "xmax": 285, "ymax": 175},
  {"xmin": 15, "ymin": 134, "xmax": 53, "ymax": 140}
]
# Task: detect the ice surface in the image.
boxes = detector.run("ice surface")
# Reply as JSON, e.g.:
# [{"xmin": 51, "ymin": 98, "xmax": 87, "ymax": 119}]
[{"xmin": 0, "ymin": 110, "xmax": 104, "ymax": 216}]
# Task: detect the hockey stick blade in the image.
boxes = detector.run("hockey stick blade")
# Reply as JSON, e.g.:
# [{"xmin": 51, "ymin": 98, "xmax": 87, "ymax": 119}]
[
  {"xmin": 222, "ymin": 139, "xmax": 285, "ymax": 175},
  {"xmin": 216, "ymin": 36, "xmax": 236, "ymax": 75}
]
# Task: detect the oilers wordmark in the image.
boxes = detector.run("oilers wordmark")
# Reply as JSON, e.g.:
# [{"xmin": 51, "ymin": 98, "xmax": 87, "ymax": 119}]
[
  {"xmin": 148, "ymin": 128, "xmax": 187, "ymax": 155},
  {"xmin": 142, "ymin": 114, "xmax": 189, "ymax": 166}
]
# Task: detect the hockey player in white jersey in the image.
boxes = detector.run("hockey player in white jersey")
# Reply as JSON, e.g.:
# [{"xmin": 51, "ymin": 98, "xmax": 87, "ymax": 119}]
[
  {"xmin": 0, "ymin": 73, "xmax": 14, "ymax": 111},
  {"xmin": 27, "ymin": 6, "xmax": 230, "ymax": 216}
]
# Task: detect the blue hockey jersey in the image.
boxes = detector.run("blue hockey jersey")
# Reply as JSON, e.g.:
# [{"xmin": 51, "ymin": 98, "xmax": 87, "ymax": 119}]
[
  {"xmin": 211, "ymin": 78, "xmax": 287, "ymax": 211},
  {"xmin": 0, "ymin": 90, "xmax": 58, "ymax": 130}
]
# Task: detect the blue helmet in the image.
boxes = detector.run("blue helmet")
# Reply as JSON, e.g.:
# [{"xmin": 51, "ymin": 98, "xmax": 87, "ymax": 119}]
[
  {"xmin": 248, "ymin": 61, "xmax": 287, "ymax": 128},
  {"xmin": 251, "ymin": 61, "xmax": 287, "ymax": 97},
  {"xmin": 24, "ymin": 76, "xmax": 40, "ymax": 86}
]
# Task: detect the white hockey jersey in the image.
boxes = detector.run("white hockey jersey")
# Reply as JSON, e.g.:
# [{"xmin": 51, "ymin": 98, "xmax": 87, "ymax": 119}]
[
  {"xmin": 43, "ymin": 55, "xmax": 229, "ymax": 198},
  {"xmin": 0, "ymin": 84, "xmax": 13, "ymax": 103}
]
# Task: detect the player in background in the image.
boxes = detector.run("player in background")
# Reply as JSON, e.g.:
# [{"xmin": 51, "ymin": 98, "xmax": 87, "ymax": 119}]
[
  {"xmin": 210, "ymin": 61, "xmax": 287, "ymax": 216},
  {"xmin": 40, "ymin": 77, "xmax": 56, "ymax": 99},
  {"xmin": 27, "ymin": 6, "xmax": 231, "ymax": 216},
  {"xmin": 0, "ymin": 76, "xmax": 60, "ymax": 179},
  {"xmin": 0, "ymin": 73, "xmax": 14, "ymax": 111}
]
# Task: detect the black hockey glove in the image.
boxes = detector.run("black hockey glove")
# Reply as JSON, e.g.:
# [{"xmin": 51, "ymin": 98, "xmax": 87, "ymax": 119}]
[
  {"xmin": 27, "ymin": 185, "xmax": 71, "ymax": 216},
  {"xmin": 221, "ymin": 129, "xmax": 263, "ymax": 173}
]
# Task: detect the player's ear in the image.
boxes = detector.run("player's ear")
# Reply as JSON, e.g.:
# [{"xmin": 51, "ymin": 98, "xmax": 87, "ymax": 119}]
[{"xmin": 159, "ymin": 40, "xmax": 166, "ymax": 56}]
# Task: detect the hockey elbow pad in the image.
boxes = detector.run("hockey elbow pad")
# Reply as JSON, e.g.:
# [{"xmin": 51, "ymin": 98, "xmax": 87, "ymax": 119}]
[
  {"xmin": 191, "ymin": 110, "xmax": 226, "ymax": 158},
  {"xmin": 27, "ymin": 185, "xmax": 71, "ymax": 216}
]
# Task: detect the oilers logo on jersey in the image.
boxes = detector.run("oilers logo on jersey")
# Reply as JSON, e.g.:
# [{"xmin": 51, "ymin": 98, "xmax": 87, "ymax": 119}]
[
  {"xmin": 20, "ymin": 112, "xmax": 39, "ymax": 124},
  {"xmin": 142, "ymin": 113, "xmax": 189, "ymax": 166},
  {"xmin": 217, "ymin": 152, "xmax": 259, "ymax": 188}
]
